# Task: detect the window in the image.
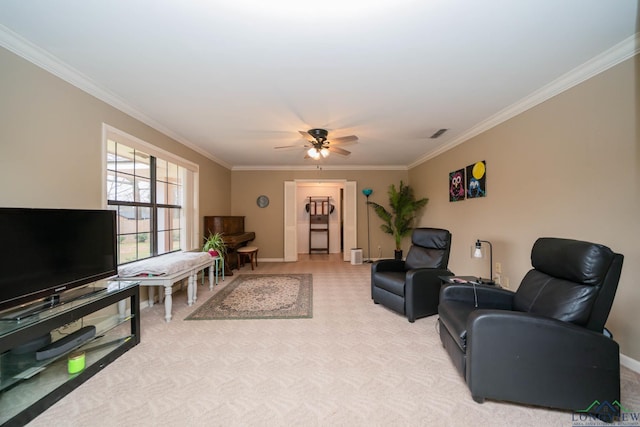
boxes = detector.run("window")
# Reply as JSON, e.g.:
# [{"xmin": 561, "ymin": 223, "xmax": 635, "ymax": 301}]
[{"xmin": 104, "ymin": 125, "xmax": 199, "ymax": 265}]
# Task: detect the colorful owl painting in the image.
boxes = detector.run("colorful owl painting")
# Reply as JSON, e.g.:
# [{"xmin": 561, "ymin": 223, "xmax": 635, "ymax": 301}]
[{"xmin": 449, "ymin": 169, "xmax": 465, "ymax": 202}]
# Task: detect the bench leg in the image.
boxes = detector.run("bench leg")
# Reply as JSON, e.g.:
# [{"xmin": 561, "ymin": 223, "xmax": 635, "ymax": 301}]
[
  {"xmin": 148, "ymin": 286, "xmax": 155, "ymax": 307},
  {"xmin": 164, "ymin": 286, "xmax": 173, "ymax": 322},
  {"xmin": 192, "ymin": 272, "xmax": 197, "ymax": 302},
  {"xmin": 187, "ymin": 272, "xmax": 196, "ymax": 305},
  {"xmin": 238, "ymin": 251, "xmax": 258, "ymax": 270}
]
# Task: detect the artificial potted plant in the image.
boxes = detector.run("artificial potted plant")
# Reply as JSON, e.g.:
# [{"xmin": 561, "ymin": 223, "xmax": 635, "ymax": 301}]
[
  {"xmin": 203, "ymin": 232, "xmax": 227, "ymax": 259},
  {"xmin": 367, "ymin": 181, "xmax": 428, "ymax": 259}
]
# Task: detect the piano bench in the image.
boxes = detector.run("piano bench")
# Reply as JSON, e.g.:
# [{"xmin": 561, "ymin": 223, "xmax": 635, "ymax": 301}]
[{"xmin": 237, "ymin": 246, "xmax": 259, "ymax": 270}]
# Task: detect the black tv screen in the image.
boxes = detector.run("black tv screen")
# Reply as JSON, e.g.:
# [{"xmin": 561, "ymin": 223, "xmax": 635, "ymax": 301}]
[{"xmin": 0, "ymin": 208, "xmax": 118, "ymax": 312}]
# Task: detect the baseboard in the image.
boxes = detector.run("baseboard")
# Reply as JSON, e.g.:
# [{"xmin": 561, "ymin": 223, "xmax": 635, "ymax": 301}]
[
  {"xmin": 621, "ymin": 353, "xmax": 640, "ymax": 374},
  {"xmin": 259, "ymin": 258, "xmax": 376, "ymax": 263}
]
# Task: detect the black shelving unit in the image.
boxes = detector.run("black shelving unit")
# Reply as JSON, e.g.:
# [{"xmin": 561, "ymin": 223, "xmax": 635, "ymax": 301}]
[{"xmin": 0, "ymin": 281, "xmax": 140, "ymax": 426}]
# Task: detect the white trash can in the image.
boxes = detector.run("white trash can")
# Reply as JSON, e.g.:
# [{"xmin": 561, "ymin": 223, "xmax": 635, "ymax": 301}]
[{"xmin": 350, "ymin": 248, "xmax": 363, "ymax": 265}]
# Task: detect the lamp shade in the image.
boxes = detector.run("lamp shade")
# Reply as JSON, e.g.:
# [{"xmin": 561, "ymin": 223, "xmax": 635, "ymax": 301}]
[
  {"xmin": 362, "ymin": 188, "xmax": 373, "ymax": 197},
  {"xmin": 473, "ymin": 240, "xmax": 483, "ymax": 258},
  {"xmin": 472, "ymin": 239, "xmax": 494, "ymax": 284}
]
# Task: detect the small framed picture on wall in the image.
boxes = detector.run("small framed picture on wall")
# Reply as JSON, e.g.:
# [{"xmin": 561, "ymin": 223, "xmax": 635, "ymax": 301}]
[
  {"xmin": 449, "ymin": 168, "xmax": 465, "ymax": 202},
  {"xmin": 466, "ymin": 161, "xmax": 486, "ymax": 199}
]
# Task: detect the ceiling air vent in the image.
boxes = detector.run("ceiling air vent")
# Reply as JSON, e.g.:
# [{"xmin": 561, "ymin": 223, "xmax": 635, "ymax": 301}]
[{"xmin": 430, "ymin": 128, "xmax": 448, "ymax": 139}]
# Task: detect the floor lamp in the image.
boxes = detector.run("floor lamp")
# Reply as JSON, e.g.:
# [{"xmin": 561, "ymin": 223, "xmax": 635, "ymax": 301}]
[{"xmin": 362, "ymin": 188, "xmax": 373, "ymax": 263}]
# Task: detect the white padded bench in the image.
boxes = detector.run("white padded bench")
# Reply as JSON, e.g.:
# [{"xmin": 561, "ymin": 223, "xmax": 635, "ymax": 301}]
[{"xmin": 116, "ymin": 251, "xmax": 216, "ymax": 322}]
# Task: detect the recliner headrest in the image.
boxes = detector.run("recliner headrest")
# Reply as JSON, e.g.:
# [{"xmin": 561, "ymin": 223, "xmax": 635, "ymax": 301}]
[
  {"xmin": 531, "ymin": 238, "xmax": 615, "ymax": 285},
  {"xmin": 412, "ymin": 228, "xmax": 451, "ymax": 249}
]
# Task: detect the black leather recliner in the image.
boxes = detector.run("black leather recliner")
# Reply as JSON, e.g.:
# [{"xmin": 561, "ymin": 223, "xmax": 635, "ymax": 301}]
[
  {"xmin": 371, "ymin": 228, "xmax": 453, "ymax": 322},
  {"xmin": 438, "ymin": 237, "xmax": 624, "ymax": 415}
]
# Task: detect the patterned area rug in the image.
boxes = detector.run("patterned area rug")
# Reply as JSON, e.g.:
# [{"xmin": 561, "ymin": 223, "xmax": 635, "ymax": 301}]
[{"xmin": 186, "ymin": 274, "xmax": 313, "ymax": 320}]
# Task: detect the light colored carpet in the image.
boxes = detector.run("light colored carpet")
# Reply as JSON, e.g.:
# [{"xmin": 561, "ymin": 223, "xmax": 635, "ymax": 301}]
[
  {"xmin": 28, "ymin": 255, "xmax": 640, "ymax": 426},
  {"xmin": 186, "ymin": 274, "xmax": 312, "ymax": 320}
]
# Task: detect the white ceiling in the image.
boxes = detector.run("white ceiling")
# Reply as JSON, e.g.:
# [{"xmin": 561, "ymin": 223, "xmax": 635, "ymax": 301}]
[{"xmin": 0, "ymin": 1, "xmax": 637, "ymax": 169}]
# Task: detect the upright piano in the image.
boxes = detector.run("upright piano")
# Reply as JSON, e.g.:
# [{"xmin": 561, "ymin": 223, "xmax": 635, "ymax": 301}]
[{"xmin": 204, "ymin": 216, "xmax": 255, "ymax": 275}]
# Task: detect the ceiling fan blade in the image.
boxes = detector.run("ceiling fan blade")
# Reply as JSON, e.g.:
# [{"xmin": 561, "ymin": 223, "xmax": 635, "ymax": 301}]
[
  {"xmin": 331, "ymin": 135, "xmax": 358, "ymax": 144},
  {"xmin": 328, "ymin": 139, "xmax": 358, "ymax": 147},
  {"xmin": 298, "ymin": 130, "xmax": 316, "ymax": 144},
  {"xmin": 329, "ymin": 146, "xmax": 351, "ymax": 156},
  {"xmin": 274, "ymin": 144, "xmax": 306, "ymax": 149}
]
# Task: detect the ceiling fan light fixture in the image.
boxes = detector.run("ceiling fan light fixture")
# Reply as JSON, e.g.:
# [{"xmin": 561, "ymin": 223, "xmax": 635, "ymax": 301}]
[
  {"xmin": 277, "ymin": 128, "xmax": 356, "ymax": 159},
  {"xmin": 308, "ymin": 147, "xmax": 321, "ymax": 159}
]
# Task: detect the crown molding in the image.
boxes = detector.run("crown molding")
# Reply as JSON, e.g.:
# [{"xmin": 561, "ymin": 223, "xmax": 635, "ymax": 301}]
[
  {"xmin": 0, "ymin": 24, "xmax": 232, "ymax": 170},
  {"xmin": 231, "ymin": 164, "xmax": 408, "ymax": 171},
  {"xmin": 409, "ymin": 32, "xmax": 640, "ymax": 169}
]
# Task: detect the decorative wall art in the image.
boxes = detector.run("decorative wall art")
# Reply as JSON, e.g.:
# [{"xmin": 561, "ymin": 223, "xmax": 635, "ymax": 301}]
[
  {"xmin": 449, "ymin": 168, "xmax": 466, "ymax": 202},
  {"xmin": 466, "ymin": 161, "xmax": 486, "ymax": 199},
  {"xmin": 449, "ymin": 161, "xmax": 487, "ymax": 202}
]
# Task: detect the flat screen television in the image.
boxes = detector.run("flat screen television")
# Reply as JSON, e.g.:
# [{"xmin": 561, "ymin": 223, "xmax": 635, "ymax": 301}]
[{"xmin": 0, "ymin": 208, "xmax": 118, "ymax": 313}]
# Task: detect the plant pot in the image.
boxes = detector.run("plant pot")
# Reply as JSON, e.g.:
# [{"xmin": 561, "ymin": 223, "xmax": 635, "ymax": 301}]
[
  {"xmin": 394, "ymin": 250, "xmax": 403, "ymax": 260},
  {"xmin": 208, "ymin": 250, "xmax": 219, "ymax": 257}
]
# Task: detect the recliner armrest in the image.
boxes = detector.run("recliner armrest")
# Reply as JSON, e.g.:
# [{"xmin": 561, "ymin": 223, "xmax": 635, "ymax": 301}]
[
  {"xmin": 406, "ymin": 268, "xmax": 453, "ymax": 283},
  {"xmin": 371, "ymin": 259, "xmax": 405, "ymax": 273},
  {"xmin": 440, "ymin": 283, "xmax": 515, "ymax": 309},
  {"xmin": 403, "ymin": 268, "xmax": 454, "ymax": 321}
]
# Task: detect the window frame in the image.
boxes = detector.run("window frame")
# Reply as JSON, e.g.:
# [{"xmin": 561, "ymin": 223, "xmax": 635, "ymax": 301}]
[{"xmin": 102, "ymin": 124, "xmax": 200, "ymax": 265}]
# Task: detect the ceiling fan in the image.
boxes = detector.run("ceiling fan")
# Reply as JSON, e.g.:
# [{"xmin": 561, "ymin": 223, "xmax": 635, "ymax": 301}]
[{"xmin": 275, "ymin": 128, "xmax": 358, "ymax": 159}]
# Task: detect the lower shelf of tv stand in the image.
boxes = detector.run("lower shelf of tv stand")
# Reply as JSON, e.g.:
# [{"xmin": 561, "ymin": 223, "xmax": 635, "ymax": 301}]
[{"xmin": 0, "ymin": 281, "xmax": 140, "ymax": 426}]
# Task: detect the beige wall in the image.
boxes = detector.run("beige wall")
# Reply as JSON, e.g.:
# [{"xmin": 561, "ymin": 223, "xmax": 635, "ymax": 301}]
[
  {"xmin": 409, "ymin": 56, "xmax": 639, "ymax": 360},
  {"xmin": 230, "ymin": 170, "xmax": 409, "ymax": 259},
  {"xmin": 0, "ymin": 47, "xmax": 230, "ymax": 231}
]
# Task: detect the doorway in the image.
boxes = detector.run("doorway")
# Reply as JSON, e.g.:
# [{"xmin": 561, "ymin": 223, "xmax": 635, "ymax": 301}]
[{"xmin": 284, "ymin": 180, "xmax": 357, "ymax": 262}]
